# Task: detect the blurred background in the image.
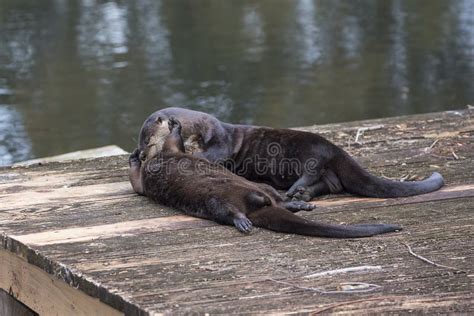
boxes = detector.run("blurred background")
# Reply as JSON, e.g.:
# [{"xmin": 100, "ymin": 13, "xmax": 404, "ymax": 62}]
[{"xmin": 0, "ymin": 0, "xmax": 473, "ymax": 165}]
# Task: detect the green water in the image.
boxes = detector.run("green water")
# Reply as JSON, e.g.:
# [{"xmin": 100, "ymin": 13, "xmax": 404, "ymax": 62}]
[{"xmin": 0, "ymin": 0, "xmax": 473, "ymax": 165}]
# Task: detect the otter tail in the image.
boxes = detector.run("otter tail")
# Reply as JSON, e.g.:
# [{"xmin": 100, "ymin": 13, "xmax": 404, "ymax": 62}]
[
  {"xmin": 330, "ymin": 151, "xmax": 444, "ymax": 198},
  {"xmin": 248, "ymin": 206, "xmax": 401, "ymax": 238}
]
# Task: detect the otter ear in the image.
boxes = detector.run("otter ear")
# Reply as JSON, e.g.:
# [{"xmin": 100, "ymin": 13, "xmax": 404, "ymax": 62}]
[{"xmin": 155, "ymin": 117, "xmax": 163, "ymax": 125}]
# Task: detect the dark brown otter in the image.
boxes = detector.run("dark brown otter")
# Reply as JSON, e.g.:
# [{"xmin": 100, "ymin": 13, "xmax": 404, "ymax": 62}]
[
  {"xmin": 129, "ymin": 116, "xmax": 401, "ymax": 238},
  {"xmin": 137, "ymin": 107, "xmax": 444, "ymax": 201}
]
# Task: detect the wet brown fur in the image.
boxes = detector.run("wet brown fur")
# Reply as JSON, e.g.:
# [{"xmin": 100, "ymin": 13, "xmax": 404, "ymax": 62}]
[
  {"xmin": 137, "ymin": 107, "xmax": 444, "ymax": 201},
  {"xmin": 129, "ymin": 117, "xmax": 401, "ymax": 238}
]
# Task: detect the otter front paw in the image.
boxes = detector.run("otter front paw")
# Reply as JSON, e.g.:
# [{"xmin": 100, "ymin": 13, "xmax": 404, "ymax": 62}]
[
  {"xmin": 283, "ymin": 200, "xmax": 316, "ymax": 212},
  {"xmin": 291, "ymin": 186, "xmax": 313, "ymax": 202},
  {"xmin": 233, "ymin": 217, "xmax": 253, "ymax": 234},
  {"xmin": 129, "ymin": 148, "xmax": 141, "ymax": 167},
  {"xmin": 168, "ymin": 116, "xmax": 182, "ymax": 133}
]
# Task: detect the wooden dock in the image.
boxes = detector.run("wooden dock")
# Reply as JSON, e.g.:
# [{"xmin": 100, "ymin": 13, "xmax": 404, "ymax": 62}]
[{"xmin": 1, "ymin": 109, "xmax": 473, "ymax": 315}]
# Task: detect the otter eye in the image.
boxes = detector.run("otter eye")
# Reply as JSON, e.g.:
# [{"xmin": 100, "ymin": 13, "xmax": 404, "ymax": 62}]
[
  {"xmin": 155, "ymin": 117, "xmax": 162, "ymax": 124},
  {"xmin": 139, "ymin": 151, "xmax": 147, "ymax": 161}
]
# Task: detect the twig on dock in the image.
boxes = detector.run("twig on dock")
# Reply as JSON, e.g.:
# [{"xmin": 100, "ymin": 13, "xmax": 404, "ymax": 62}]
[
  {"xmin": 354, "ymin": 129, "xmax": 364, "ymax": 143},
  {"xmin": 428, "ymin": 139, "xmax": 439, "ymax": 149},
  {"xmin": 403, "ymin": 243, "xmax": 464, "ymax": 273},
  {"xmin": 354, "ymin": 124, "xmax": 384, "ymax": 143}
]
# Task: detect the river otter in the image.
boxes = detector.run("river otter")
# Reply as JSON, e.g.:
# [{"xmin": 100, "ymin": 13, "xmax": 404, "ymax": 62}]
[
  {"xmin": 129, "ymin": 117, "xmax": 401, "ymax": 238},
  {"xmin": 136, "ymin": 107, "xmax": 444, "ymax": 201}
]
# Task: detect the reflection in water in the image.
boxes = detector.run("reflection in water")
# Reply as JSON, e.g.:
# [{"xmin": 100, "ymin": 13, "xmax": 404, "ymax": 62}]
[
  {"xmin": 458, "ymin": 0, "xmax": 474, "ymax": 67},
  {"xmin": 242, "ymin": 5, "xmax": 265, "ymax": 62},
  {"xmin": 0, "ymin": 0, "xmax": 472, "ymax": 165},
  {"xmin": 137, "ymin": 0, "xmax": 172, "ymax": 75},
  {"xmin": 296, "ymin": 0, "xmax": 321, "ymax": 66},
  {"xmin": 0, "ymin": 11, "xmax": 35, "ymax": 79},
  {"xmin": 135, "ymin": 0, "xmax": 183, "ymax": 107},
  {"xmin": 77, "ymin": 1, "xmax": 129, "ymax": 63},
  {"xmin": 341, "ymin": 12, "xmax": 361, "ymax": 60},
  {"xmin": 0, "ymin": 105, "xmax": 32, "ymax": 166},
  {"xmin": 389, "ymin": 0, "xmax": 408, "ymax": 106}
]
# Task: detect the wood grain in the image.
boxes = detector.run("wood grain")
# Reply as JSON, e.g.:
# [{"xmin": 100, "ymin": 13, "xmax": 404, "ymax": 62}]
[
  {"xmin": 0, "ymin": 109, "xmax": 473, "ymax": 314},
  {"xmin": 0, "ymin": 250, "xmax": 123, "ymax": 316}
]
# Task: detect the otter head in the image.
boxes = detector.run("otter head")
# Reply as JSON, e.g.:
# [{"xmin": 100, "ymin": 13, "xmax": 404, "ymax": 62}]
[
  {"xmin": 138, "ymin": 112, "xmax": 205, "ymax": 156},
  {"xmin": 139, "ymin": 115, "xmax": 167, "ymax": 150}
]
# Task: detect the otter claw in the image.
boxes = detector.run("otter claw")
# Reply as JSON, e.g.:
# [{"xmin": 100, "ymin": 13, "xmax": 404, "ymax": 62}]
[{"xmin": 234, "ymin": 217, "xmax": 253, "ymax": 234}]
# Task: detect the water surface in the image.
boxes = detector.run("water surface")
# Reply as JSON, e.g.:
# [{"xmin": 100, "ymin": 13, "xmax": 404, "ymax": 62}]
[{"xmin": 0, "ymin": 0, "xmax": 473, "ymax": 165}]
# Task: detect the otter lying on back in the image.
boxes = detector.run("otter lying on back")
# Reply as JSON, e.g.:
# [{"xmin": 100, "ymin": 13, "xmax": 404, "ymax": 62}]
[
  {"xmin": 137, "ymin": 107, "xmax": 444, "ymax": 201},
  {"xmin": 129, "ymin": 117, "xmax": 401, "ymax": 238}
]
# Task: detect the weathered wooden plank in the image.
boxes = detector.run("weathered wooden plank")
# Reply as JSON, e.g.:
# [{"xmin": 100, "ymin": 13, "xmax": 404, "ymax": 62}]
[
  {"xmin": 12, "ymin": 145, "xmax": 128, "ymax": 167},
  {"xmin": 12, "ymin": 216, "xmax": 214, "ymax": 246},
  {"xmin": 1, "ymin": 183, "xmax": 472, "ymax": 238},
  {"xmin": 12, "ymin": 197, "xmax": 471, "ymax": 313},
  {"xmin": 0, "ymin": 249, "xmax": 123, "ymax": 316},
  {"xmin": 0, "ymin": 109, "xmax": 472, "ymax": 314},
  {"xmin": 0, "ymin": 181, "xmax": 472, "ymax": 239},
  {"xmin": 0, "ymin": 289, "xmax": 37, "ymax": 316}
]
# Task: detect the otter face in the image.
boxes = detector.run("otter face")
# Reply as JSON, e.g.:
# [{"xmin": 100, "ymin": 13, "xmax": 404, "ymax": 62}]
[
  {"xmin": 139, "ymin": 115, "xmax": 175, "ymax": 160},
  {"xmin": 139, "ymin": 114, "xmax": 205, "ymax": 156},
  {"xmin": 184, "ymin": 134, "xmax": 204, "ymax": 155},
  {"xmin": 139, "ymin": 116, "xmax": 168, "ymax": 151}
]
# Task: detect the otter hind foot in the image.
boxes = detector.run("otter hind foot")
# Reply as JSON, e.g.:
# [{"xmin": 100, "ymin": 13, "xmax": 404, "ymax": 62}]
[{"xmin": 233, "ymin": 217, "xmax": 253, "ymax": 234}]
